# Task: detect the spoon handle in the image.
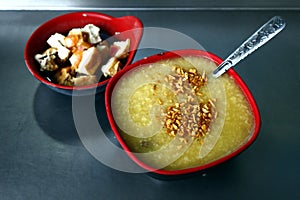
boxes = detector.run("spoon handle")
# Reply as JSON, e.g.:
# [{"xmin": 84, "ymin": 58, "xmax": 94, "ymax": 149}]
[{"xmin": 212, "ymin": 16, "xmax": 286, "ymax": 78}]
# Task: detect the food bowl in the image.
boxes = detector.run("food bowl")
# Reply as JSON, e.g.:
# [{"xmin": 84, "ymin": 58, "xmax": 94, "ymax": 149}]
[
  {"xmin": 105, "ymin": 49, "xmax": 261, "ymax": 176},
  {"xmin": 24, "ymin": 12, "xmax": 143, "ymax": 95}
]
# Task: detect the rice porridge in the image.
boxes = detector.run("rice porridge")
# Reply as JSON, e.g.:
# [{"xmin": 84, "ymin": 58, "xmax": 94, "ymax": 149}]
[{"xmin": 111, "ymin": 56, "xmax": 254, "ymax": 170}]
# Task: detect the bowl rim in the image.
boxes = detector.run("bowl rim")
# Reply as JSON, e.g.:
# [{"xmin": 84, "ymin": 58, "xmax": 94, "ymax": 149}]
[
  {"xmin": 24, "ymin": 11, "xmax": 143, "ymax": 91},
  {"xmin": 105, "ymin": 49, "xmax": 261, "ymax": 175}
]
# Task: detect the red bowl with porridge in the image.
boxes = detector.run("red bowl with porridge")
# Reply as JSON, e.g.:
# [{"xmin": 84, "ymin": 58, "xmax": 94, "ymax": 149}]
[{"xmin": 105, "ymin": 49, "xmax": 261, "ymax": 176}]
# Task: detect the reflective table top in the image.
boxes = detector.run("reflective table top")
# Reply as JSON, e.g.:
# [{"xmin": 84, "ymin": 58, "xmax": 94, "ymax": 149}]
[{"xmin": 0, "ymin": 6, "xmax": 300, "ymax": 200}]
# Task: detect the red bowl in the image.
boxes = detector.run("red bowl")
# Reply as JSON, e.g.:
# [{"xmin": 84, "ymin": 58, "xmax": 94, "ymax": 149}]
[
  {"xmin": 24, "ymin": 12, "xmax": 143, "ymax": 95},
  {"xmin": 105, "ymin": 49, "xmax": 261, "ymax": 176}
]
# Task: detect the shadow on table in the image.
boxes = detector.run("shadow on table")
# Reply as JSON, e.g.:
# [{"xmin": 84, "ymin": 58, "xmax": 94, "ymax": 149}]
[
  {"xmin": 33, "ymin": 84, "xmax": 244, "ymax": 181},
  {"xmin": 33, "ymin": 84, "xmax": 81, "ymax": 145},
  {"xmin": 33, "ymin": 84, "xmax": 115, "ymax": 146}
]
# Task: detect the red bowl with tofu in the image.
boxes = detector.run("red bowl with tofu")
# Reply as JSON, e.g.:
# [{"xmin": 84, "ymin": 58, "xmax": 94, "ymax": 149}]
[{"xmin": 24, "ymin": 12, "xmax": 143, "ymax": 95}]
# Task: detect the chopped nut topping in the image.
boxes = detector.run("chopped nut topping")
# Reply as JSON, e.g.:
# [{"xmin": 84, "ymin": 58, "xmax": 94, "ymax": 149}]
[
  {"xmin": 167, "ymin": 65, "xmax": 207, "ymax": 97},
  {"xmin": 157, "ymin": 98, "xmax": 163, "ymax": 105},
  {"xmin": 163, "ymin": 65, "xmax": 217, "ymax": 144}
]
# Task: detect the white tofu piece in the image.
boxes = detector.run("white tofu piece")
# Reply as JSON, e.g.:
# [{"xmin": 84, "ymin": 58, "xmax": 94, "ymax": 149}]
[
  {"xmin": 57, "ymin": 46, "xmax": 70, "ymax": 61},
  {"xmin": 69, "ymin": 51, "xmax": 82, "ymax": 67},
  {"xmin": 101, "ymin": 57, "xmax": 121, "ymax": 77},
  {"xmin": 68, "ymin": 28, "xmax": 82, "ymax": 36},
  {"xmin": 111, "ymin": 38, "xmax": 130, "ymax": 59},
  {"xmin": 81, "ymin": 24, "xmax": 102, "ymax": 44},
  {"xmin": 76, "ymin": 47, "xmax": 102, "ymax": 75},
  {"xmin": 47, "ymin": 33, "xmax": 65, "ymax": 47},
  {"xmin": 96, "ymin": 42, "xmax": 110, "ymax": 63},
  {"xmin": 47, "ymin": 33, "xmax": 70, "ymax": 60},
  {"xmin": 72, "ymin": 75, "xmax": 97, "ymax": 86}
]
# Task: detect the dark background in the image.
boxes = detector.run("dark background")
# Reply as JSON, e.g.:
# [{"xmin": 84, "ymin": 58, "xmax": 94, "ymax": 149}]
[{"xmin": 0, "ymin": 1, "xmax": 300, "ymax": 199}]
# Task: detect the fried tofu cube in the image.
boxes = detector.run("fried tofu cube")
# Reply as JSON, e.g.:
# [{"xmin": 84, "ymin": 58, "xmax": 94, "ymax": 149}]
[
  {"xmin": 35, "ymin": 47, "xmax": 59, "ymax": 71},
  {"xmin": 54, "ymin": 67, "xmax": 74, "ymax": 86},
  {"xmin": 101, "ymin": 57, "xmax": 121, "ymax": 77}
]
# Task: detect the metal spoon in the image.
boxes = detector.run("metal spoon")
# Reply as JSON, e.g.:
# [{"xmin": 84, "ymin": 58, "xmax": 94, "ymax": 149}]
[{"xmin": 212, "ymin": 16, "xmax": 286, "ymax": 78}]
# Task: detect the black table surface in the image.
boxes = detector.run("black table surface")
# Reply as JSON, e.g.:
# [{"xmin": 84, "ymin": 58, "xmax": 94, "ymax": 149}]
[{"xmin": 1, "ymin": 9, "xmax": 300, "ymax": 200}]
